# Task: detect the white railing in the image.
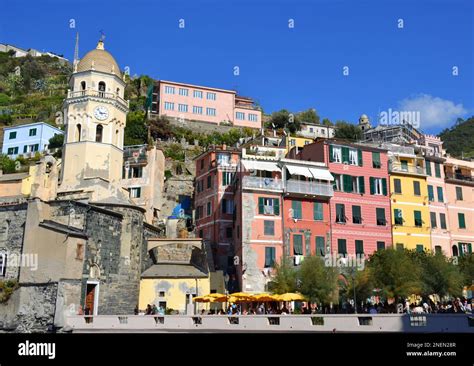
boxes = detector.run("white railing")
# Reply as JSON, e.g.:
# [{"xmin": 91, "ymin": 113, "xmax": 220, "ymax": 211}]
[
  {"xmin": 68, "ymin": 89, "xmax": 129, "ymax": 107},
  {"xmin": 65, "ymin": 314, "xmax": 474, "ymax": 333},
  {"xmin": 242, "ymin": 176, "xmax": 283, "ymax": 190},
  {"xmin": 285, "ymin": 179, "xmax": 334, "ymax": 196},
  {"xmin": 390, "ymin": 163, "xmax": 425, "ymax": 175}
]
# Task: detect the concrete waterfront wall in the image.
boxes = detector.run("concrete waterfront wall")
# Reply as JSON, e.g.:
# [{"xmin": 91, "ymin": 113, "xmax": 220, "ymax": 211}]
[{"xmin": 65, "ymin": 314, "xmax": 474, "ymax": 333}]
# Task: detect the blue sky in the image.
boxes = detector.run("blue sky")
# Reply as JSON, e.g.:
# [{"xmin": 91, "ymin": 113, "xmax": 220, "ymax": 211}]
[{"xmin": 1, "ymin": 0, "xmax": 473, "ymax": 133}]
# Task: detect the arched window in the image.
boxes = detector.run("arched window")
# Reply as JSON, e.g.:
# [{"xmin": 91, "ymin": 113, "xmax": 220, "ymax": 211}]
[
  {"xmin": 98, "ymin": 81, "xmax": 106, "ymax": 97},
  {"xmin": 95, "ymin": 124, "xmax": 103, "ymax": 143},
  {"xmin": 116, "ymin": 87, "xmax": 120, "ymax": 95},
  {"xmin": 452, "ymin": 245, "xmax": 459, "ymax": 257},
  {"xmin": 114, "ymin": 129, "xmax": 119, "ymax": 145},
  {"xmin": 75, "ymin": 124, "xmax": 82, "ymax": 142},
  {"xmin": 81, "ymin": 81, "xmax": 86, "ymax": 90}
]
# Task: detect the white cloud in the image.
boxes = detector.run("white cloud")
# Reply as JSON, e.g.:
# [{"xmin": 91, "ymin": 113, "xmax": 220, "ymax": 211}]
[{"xmin": 398, "ymin": 94, "xmax": 467, "ymax": 130}]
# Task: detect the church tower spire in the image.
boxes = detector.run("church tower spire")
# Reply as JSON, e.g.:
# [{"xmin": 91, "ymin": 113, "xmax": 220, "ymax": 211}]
[
  {"xmin": 59, "ymin": 39, "xmax": 129, "ymax": 202},
  {"xmin": 73, "ymin": 32, "xmax": 79, "ymax": 72}
]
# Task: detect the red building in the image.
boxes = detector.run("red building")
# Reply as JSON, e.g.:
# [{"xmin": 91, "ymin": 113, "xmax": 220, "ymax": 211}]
[{"xmin": 298, "ymin": 139, "xmax": 392, "ymax": 256}]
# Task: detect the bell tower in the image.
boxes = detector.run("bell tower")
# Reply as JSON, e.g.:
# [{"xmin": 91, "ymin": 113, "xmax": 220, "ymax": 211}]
[{"xmin": 59, "ymin": 39, "xmax": 129, "ymax": 201}]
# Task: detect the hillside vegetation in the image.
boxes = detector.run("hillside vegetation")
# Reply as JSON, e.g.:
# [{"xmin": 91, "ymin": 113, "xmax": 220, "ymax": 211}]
[{"xmin": 439, "ymin": 117, "xmax": 474, "ymax": 159}]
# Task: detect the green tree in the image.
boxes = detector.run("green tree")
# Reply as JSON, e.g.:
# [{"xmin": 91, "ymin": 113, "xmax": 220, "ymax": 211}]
[
  {"xmin": 410, "ymin": 251, "xmax": 463, "ymax": 298},
  {"xmin": 334, "ymin": 121, "xmax": 362, "ymax": 141},
  {"xmin": 266, "ymin": 109, "xmax": 301, "ymax": 134},
  {"xmin": 322, "ymin": 118, "xmax": 333, "ymax": 126},
  {"xmin": 298, "ymin": 256, "xmax": 338, "ymax": 303},
  {"xmin": 297, "ymin": 108, "xmax": 320, "ymax": 124},
  {"xmin": 124, "ymin": 111, "xmax": 147, "ymax": 145},
  {"xmin": 344, "ymin": 267, "xmax": 375, "ymax": 304},
  {"xmin": 458, "ymin": 254, "xmax": 474, "ymax": 288},
  {"xmin": 367, "ymin": 249, "xmax": 422, "ymax": 301},
  {"xmin": 268, "ymin": 257, "xmax": 297, "ymax": 294},
  {"xmin": 149, "ymin": 115, "xmax": 173, "ymax": 140},
  {"xmin": 48, "ymin": 133, "xmax": 64, "ymax": 149},
  {"xmin": 0, "ymin": 154, "xmax": 16, "ymax": 173}
]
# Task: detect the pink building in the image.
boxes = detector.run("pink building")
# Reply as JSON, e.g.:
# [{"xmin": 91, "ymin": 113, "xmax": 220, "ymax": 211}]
[
  {"xmin": 232, "ymin": 151, "xmax": 333, "ymax": 293},
  {"xmin": 418, "ymin": 135, "xmax": 451, "ymax": 256},
  {"xmin": 151, "ymin": 80, "xmax": 262, "ymax": 128},
  {"xmin": 444, "ymin": 156, "xmax": 474, "ymax": 257},
  {"xmin": 299, "ymin": 139, "xmax": 393, "ymax": 256},
  {"xmin": 194, "ymin": 146, "xmax": 240, "ymax": 279}
]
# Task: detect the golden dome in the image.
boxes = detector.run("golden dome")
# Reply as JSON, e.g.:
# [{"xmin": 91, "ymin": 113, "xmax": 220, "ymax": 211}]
[{"xmin": 76, "ymin": 40, "xmax": 121, "ymax": 77}]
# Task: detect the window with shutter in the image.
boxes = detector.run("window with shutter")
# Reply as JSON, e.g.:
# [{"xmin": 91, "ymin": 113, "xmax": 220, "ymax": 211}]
[
  {"xmin": 425, "ymin": 160, "xmax": 431, "ymax": 176},
  {"xmin": 358, "ymin": 149, "xmax": 363, "ymax": 166},
  {"xmin": 355, "ymin": 240, "xmax": 364, "ymax": 255},
  {"xmin": 292, "ymin": 201, "xmax": 302, "ymax": 219},
  {"xmin": 437, "ymin": 187, "xmax": 444, "ymax": 202},
  {"xmin": 336, "ymin": 204, "xmax": 346, "ymax": 223},
  {"xmin": 313, "ymin": 202, "xmax": 323, "ymax": 221},
  {"xmin": 342, "ymin": 147, "xmax": 349, "ymax": 163},
  {"xmin": 376, "ymin": 208, "xmax": 386, "ymax": 226},
  {"xmin": 394, "ymin": 179, "xmax": 402, "ymax": 194},
  {"xmin": 435, "ymin": 163, "xmax": 441, "ymax": 178},
  {"xmin": 376, "ymin": 241, "xmax": 385, "ymax": 251},
  {"xmin": 428, "ymin": 185, "xmax": 434, "ymax": 201},
  {"xmin": 458, "ymin": 213, "xmax": 466, "ymax": 229},
  {"xmin": 293, "ymin": 235, "xmax": 303, "ymax": 255},
  {"xmin": 440, "ymin": 213, "xmax": 447, "ymax": 229},
  {"xmin": 338, "ymin": 239, "xmax": 347, "ymax": 255},
  {"xmin": 430, "ymin": 212, "xmax": 437, "ymax": 228},
  {"xmin": 370, "ymin": 177, "xmax": 375, "ymax": 194},
  {"xmin": 456, "ymin": 187, "xmax": 463, "ymax": 200},
  {"xmin": 265, "ymin": 247, "xmax": 276, "ymax": 267},
  {"xmin": 414, "ymin": 211, "xmax": 422, "ymax": 227},
  {"xmin": 264, "ymin": 221, "xmax": 275, "ymax": 236},
  {"xmin": 352, "ymin": 205, "xmax": 362, "ymax": 224},
  {"xmin": 394, "ymin": 209, "xmax": 403, "ymax": 225},
  {"xmin": 358, "ymin": 176, "xmax": 365, "ymax": 194},
  {"xmin": 416, "ymin": 245, "xmax": 424, "ymax": 253},
  {"xmin": 372, "ymin": 152, "xmax": 381, "ymax": 168},
  {"xmin": 343, "ymin": 175, "xmax": 353, "ymax": 193},
  {"xmin": 413, "ymin": 181, "xmax": 421, "ymax": 196},
  {"xmin": 315, "ymin": 236, "xmax": 325, "ymax": 256}
]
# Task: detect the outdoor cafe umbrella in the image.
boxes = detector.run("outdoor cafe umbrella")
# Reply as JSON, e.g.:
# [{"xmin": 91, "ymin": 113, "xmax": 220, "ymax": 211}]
[
  {"xmin": 193, "ymin": 295, "xmax": 214, "ymax": 303},
  {"xmin": 252, "ymin": 293, "xmax": 278, "ymax": 302},
  {"xmin": 274, "ymin": 293, "xmax": 307, "ymax": 302}
]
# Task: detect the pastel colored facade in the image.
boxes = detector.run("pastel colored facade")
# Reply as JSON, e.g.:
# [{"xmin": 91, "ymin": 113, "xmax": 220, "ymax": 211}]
[
  {"xmin": 418, "ymin": 135, "xmax": 451, "ymax": 255},
  {"xmin": 59, "ymin": 40, "xmax": 130, "ymax": 202},
  {"xmin": 297, "ymin": 122, "xmax": 335, "ymax": 139},
  {"xmin": 299, "ymin": 140, "xmax": 392, "ymax": 256},
  {"xmin": 152, "ymin": 80, "xmax": 262, "ymax": 128},
  {"xmin": 386, "ymin": 144, "xmax": 430, "ymax": 251},
  {"xmin": 233, "ymin": 152, "xmax": 333, "ymax": 292},
  {"xmin": 2, "ymin": 122, "xmax": 63, "ymax": 158},
  {"xmin": 194, "ymin": 146, "xmax": 241, "ymax": 281},
  {"xmin": 282, "ymin": 135, "xmax": 314, "ymax": 154},
  {"xmin": 0, "ymin": 172, "xmax": 30, "ymax": 198},
  {"xmin": 139, "ymin": 238, "xmax": 210, "ymax": 314},
  {"xmin": 121, "ymin": 145, "xmax": 165, "ymax": 223},
  {"xmin": 444, "ymin": 156, "xmax": 474, "ymax": 256}
]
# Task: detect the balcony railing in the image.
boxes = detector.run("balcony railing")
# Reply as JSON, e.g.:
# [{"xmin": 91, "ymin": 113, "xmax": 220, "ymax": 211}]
[
  {"xmin": 68, "ymin": 89, "xmax": 129, "ymax": 108},
  {"xmin": 445, "ymin": 173, "xmax": 474, "ymax": 182},
  {"xmin": 285, "ymin": 179, "xmax": 334, "ymax": 197},
  {"xmin": 390, "ymin": 163, "xmax": 425, "ymax": 175},
  {"xmin": 242, "ymin": 176, "xmax": 282, "ymax": 191}
]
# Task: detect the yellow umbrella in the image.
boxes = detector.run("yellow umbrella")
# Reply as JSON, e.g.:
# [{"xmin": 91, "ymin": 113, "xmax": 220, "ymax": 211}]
[
  {"xmin": 193, "ymin": 296, "xmax": 213, "ymax": 303},
  {"xmin": 274, "ymin": 293, "xmax": 306, "ymax": 302},
  {"xmin": 253, "ymin": 293, "xmax": 278, "ymax": 302},
  {"xmin": 207, "ymin": 293, "xmax": 227, "ymax": 298}
]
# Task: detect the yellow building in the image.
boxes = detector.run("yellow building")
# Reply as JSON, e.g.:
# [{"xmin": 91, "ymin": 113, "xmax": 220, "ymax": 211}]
[
  {"xmin": 282, "ymin": 136, "xmax": 314, "ymax": 154},
  {"xmin": 138, "ymin": 238, "xmax": 212, "ymax": 314},
  {"xmin": 388, "ymin": 145, "xmax": 431, "ymax": 251}
]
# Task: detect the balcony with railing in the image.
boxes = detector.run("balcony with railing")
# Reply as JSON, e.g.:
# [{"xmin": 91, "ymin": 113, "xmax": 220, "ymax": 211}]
[
  {"xmin": 285, "ymin": 179, "xmax": 334, "ymax": 197},
  {"xmin": 242, "ymin": 176, "xmax": 283, "ymax": 191},
  {"xmin": 389, "ymin": 162, "xmax": 426, "ymax": 176},
  {"xmin": 67, "ymin": 89, "xmax": 129, "ymax": 108},
  {"xmin": 445, "ymin": 170, "xmax": 474, "ymax": 185}
]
